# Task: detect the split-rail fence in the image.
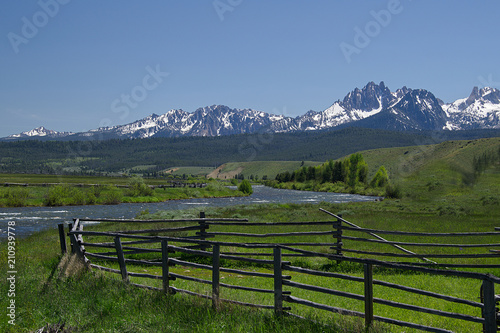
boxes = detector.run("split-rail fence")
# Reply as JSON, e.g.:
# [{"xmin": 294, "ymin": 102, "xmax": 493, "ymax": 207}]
[{"xmin": 59, "ymin": 210, "xmax": 500, "ymax": 332}]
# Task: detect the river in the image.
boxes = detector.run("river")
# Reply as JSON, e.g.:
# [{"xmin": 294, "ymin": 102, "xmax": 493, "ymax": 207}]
[{"xmin": 0, "ymin": 186, "xmax": 380, "ymax": 239}]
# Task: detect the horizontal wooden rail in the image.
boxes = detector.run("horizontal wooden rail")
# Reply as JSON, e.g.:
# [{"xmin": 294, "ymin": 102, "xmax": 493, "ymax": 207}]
[
  {"xmin": 341, "ymin": 235, "xmax": 500, "ymax": 248},
  {"xmin": 219, "ymin": 267, "xmax": 275, "ymax": 279},
  {"xmin": 219, "ymin": 282, "xmax": 274, "ymax": 294},
  {"xmin": 388, "ymin": 262, "xmax": 500, "ymax": 269},
  {"xmin": 339, "ymin": 248, "xmax": 500, "ymax": 259},
  {"xmin": 116, "ymin": 225, "xmax": 203, "ymax": 234},
  {"xmin": 127, "ymin": 271, "xmax": 162, "ymax": 280},
  {"xmin": 284, "ymin": 265, "xmax": 364, "ymax": 283},
  {"xmin": 170, "ymin": 272, "xmax": 212, "ymax": 285},
  {"xmin": 284, "ymin": 295, "xmax": 364, "ymax": 317},
  {"xmin": 169, "ymin": 258, "xmax": 212, "ymax": 271},
  {"xmin": 284, "ymin": 264, "xmax": 484, "ymax": 308},
  {"xmin": 283, "ymin": 280, "xmax": 364, "ymax": 301},
  {"xmin": 89, "ymin": 263, "xmax": 120, "ymax": 274},
  {"xmin": 203, "ymin": 231, "xmax": 338, "ymax": 238},
  {"xmin": 205, "ymin": 221, "xmax": 337, "ymax": 226},
  {"xmin": 78, "ymin": 218, "xmax": 248, "ymax": 223},
  {"xmin": 339, "ymin": 226, "xmax": 500, "ymax": 237},
  {"xmin": 373, "ymin": 315, "xmax": 453, "ymax": 333},
  {"xmin": 279, "ymin": 245, "xmax": 500, "ymax": 283},
  {"xmin": 372, "ymin": 280, "xmax": 484, "ymax": 308},
  {"xmin": 373, "ymin": 297, "xmax": 484, "ymax": 324}
]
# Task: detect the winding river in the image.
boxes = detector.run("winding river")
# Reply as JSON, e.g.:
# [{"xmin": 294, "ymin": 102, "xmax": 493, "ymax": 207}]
[{"xmin": 0, "ymin": 186, "xmax": 380, "ymax": 239}]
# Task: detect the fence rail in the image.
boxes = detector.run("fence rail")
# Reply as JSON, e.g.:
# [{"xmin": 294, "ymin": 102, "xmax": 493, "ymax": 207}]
[{"xmin": 60, "ymin": 211, "xmax": 500, "ymax": 333}]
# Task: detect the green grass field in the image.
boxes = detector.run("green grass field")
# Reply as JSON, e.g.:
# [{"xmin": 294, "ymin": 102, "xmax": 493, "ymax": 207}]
[{"xmin": 1, "ymin": 137, "xmax": 499, "ymax": 332}]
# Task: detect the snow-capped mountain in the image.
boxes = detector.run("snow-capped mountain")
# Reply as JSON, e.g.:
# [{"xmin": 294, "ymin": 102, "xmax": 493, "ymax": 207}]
[
  {"xmin": 3, "ymin": 82, "xmax": 500, "ymax": 141},
  {"xmin": 443, "ymin": 86, "xmax": 500, "ymax": 130},
  {"xmin": 292, "ymin": 81, "xmax": 394, "ymax": 131},
  {"xmin": 6, "ymin": 126, "xmax": 74, "ymax": 139}
]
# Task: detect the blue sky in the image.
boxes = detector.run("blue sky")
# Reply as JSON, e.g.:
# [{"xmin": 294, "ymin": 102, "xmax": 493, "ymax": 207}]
[{"xmin": 1, "ymin": 0, "xmax": 499, "ymax": 137}]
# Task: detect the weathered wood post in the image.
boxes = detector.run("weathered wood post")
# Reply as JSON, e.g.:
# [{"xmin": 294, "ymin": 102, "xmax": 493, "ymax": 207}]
[
  {"xmin": 114, "ymin": 236, "xmax": 129, "ymax": 282},
  {"xmin": 68, "ymin": 222, "xmax": 76, "ymax": 254},
  {"xmin": 481, "ymin": 278, "xmax": 497, "ymax": 333},
  {"xmin": 330, "ymin": 214, "xmax": 343, "ymax": 264},
  {"xmin": 212, "ymin": 244, "xmax": 221, "ymax": 310},
  {"xmin": 58, "ymin": 223, "xmax": 67, "ymax": 254},
  {"xmin": 274, "ymin": 246, "xmax": 283, "ymax": 316},
  {"xmin": 161, "ymin": 240, "xmax": 170, "ymax": 294},
  {"xmin": 364, "ymin": 263, "xmax": 374, "ymax": 329},
  {"xmin": 198, "ymin": 211, "xmax": 209, "ymax": 251}
]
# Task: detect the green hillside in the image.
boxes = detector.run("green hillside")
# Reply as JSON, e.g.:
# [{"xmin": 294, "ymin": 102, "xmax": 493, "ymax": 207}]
[
  {"xmin": 347, "ymin": 137, "xmax": 500, "ymax": 213},
  {"xmin": 209, "ymin": 160, "xmax": 323, "ymax": 180},
  {"xmin": 1, "ymin": 127, "xmax": 484, "ymax": 175}
]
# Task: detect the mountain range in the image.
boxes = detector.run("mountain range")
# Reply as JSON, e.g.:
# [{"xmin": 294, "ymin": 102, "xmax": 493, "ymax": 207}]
[{"xmin": 4, "ymin": 82, "xmax": 500, "ymax": 141}]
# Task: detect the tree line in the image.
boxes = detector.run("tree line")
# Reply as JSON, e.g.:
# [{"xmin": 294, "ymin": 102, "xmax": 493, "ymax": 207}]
[{"xmin": 271, "ymin": 153, "xmax": 398, "ymax": 197}]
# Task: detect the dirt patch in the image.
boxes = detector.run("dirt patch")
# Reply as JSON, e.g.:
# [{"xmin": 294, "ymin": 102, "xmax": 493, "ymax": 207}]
[
  {"xmin": 164, "ymin": 168, "xmax": 180, "ymax": 174},
  {"xmin": 207, "ymin": 165, "xmax": 244, "ymax": 179}
]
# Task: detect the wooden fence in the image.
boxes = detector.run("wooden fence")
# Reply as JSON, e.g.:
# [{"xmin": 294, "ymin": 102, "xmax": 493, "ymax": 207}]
[
  {"xmin": 1, "ymin": 181, "xmax": 206, "ymax": 188},
  {"xmin": 59, "ymin": 211, "xmax": 500, "ymax": 332}
]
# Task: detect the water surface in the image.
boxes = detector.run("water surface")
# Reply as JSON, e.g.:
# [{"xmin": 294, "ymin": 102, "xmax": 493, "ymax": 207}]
[{"xmin": 0, "ymin": 186, "xmax": 380, "ymax": 239}]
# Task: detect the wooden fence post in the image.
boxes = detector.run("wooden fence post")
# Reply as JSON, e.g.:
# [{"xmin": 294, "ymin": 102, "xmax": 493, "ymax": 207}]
[
  {"xmin": 331, "ymin": 214, "xmax": 343, "ymax": 264},
  {"xmin": 68, "ymin": 223, "xmax": 76, "ymax": 254},
  {"xmin": 481, "ymin": 278, "xmax": 497, "ymax": 333},
  {"xmin": 198, "ymin": 211, "xmax": 209, "ymax": 251},
  {"xmin": 58, "ymin": 223, "xmax": 67, "ymax": 255},
  {"xmin": 274, "ymin": 246, "xmax": 283, "ymax": 316},
  {"xmin": 364, "ymin": 263, "xmax": 374, "ymax": 329},
  {"xmin": 212, "ymin": 244, "xmax": 220, "ymax": 310},
  {"xmin": 162, "ymin": 240, "xmax": 170, "ymax": 294},
  {"xmin": 114, "ymin": 236, "xmax": 129, "ymax": 282}
]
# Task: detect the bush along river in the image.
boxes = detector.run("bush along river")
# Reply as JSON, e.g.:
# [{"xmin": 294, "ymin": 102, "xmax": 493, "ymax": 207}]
[{"xmin": 0, "ymin": 185, "xmax": 381, "ymax": 239}]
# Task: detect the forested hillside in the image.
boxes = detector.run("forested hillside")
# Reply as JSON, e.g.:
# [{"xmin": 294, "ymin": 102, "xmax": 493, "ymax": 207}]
[{"xmin": 0, "ymin": 127, "xmax": 499, "ymax": 175}]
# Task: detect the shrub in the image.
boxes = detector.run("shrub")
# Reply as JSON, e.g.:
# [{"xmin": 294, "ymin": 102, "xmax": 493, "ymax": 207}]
[
  {"xmin": 45, "ymin": 185, "xmax": 70, "ymax": 206},
  {"xmin": 385, "ymin": 183, "xmax": 402, "ymax": 199},
  {"xmin": 370, "ymin": 166, "xmax": 389, "ymax": 188},
  {"xmin": 71, "ymin": 190, "xmax": 86, "ymax": 205},
  {"xmin": 126, "ymin": 176, "xmax": 153, "ymax": 197},
  {"xmin": 5, "ymin": 187, "xmax": 30, "ymax": 207},
  {"xmin": 102, "ymin": 187, "xmax": 123, "ymax": 204},
  {"xmin": 238, "ymin": 179, "xmax": 253, "ymax": 195}
]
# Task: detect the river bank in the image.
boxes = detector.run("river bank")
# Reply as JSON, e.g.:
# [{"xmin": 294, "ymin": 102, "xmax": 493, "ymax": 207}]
[
  {"xmin": 0, "ymin": 180, "xmax": 246, "ymax": 208},
  {"xmin": 0, "ymin": 185, "xmax": 381, "ymax": 239}
]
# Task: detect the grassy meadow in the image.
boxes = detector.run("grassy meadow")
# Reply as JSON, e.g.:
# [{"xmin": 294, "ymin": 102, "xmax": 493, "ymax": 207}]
[
  {"xmin": 0, "ymin": 176, "xmax": 247, "ymax": 207},
  {"xmin": 0, "ymin": 137, "xmax": 499, "ymax": 332}
]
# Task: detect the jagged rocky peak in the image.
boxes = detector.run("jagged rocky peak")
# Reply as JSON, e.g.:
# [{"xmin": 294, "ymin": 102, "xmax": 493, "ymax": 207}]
[
  {"xmin": 466, "ymin": 86, "xmax": 481, "ymax": 106},
  {"xmin": 394, "ymin": 86, "xmax": 410, "ymax": 99},
  {"xmin": 3, "ymin": 82, "xmax": 500, "ymax": 141},
  {"xmin": 341, "ymin": 81, "xmax": 393, "ymax": 111}
]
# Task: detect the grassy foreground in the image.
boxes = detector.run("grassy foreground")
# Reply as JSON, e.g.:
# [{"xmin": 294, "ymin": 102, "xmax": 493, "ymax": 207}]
[
  {"xmin": 0, "ymin": 222, "xmax": 382, "ymax": 333},
  {"xmin": 1, "ymin": 194, "xmax": 498, "ymax": 332},
  {"xmin": 1, "ymin": 137, "xmax": 499, "ymax": 332}
]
